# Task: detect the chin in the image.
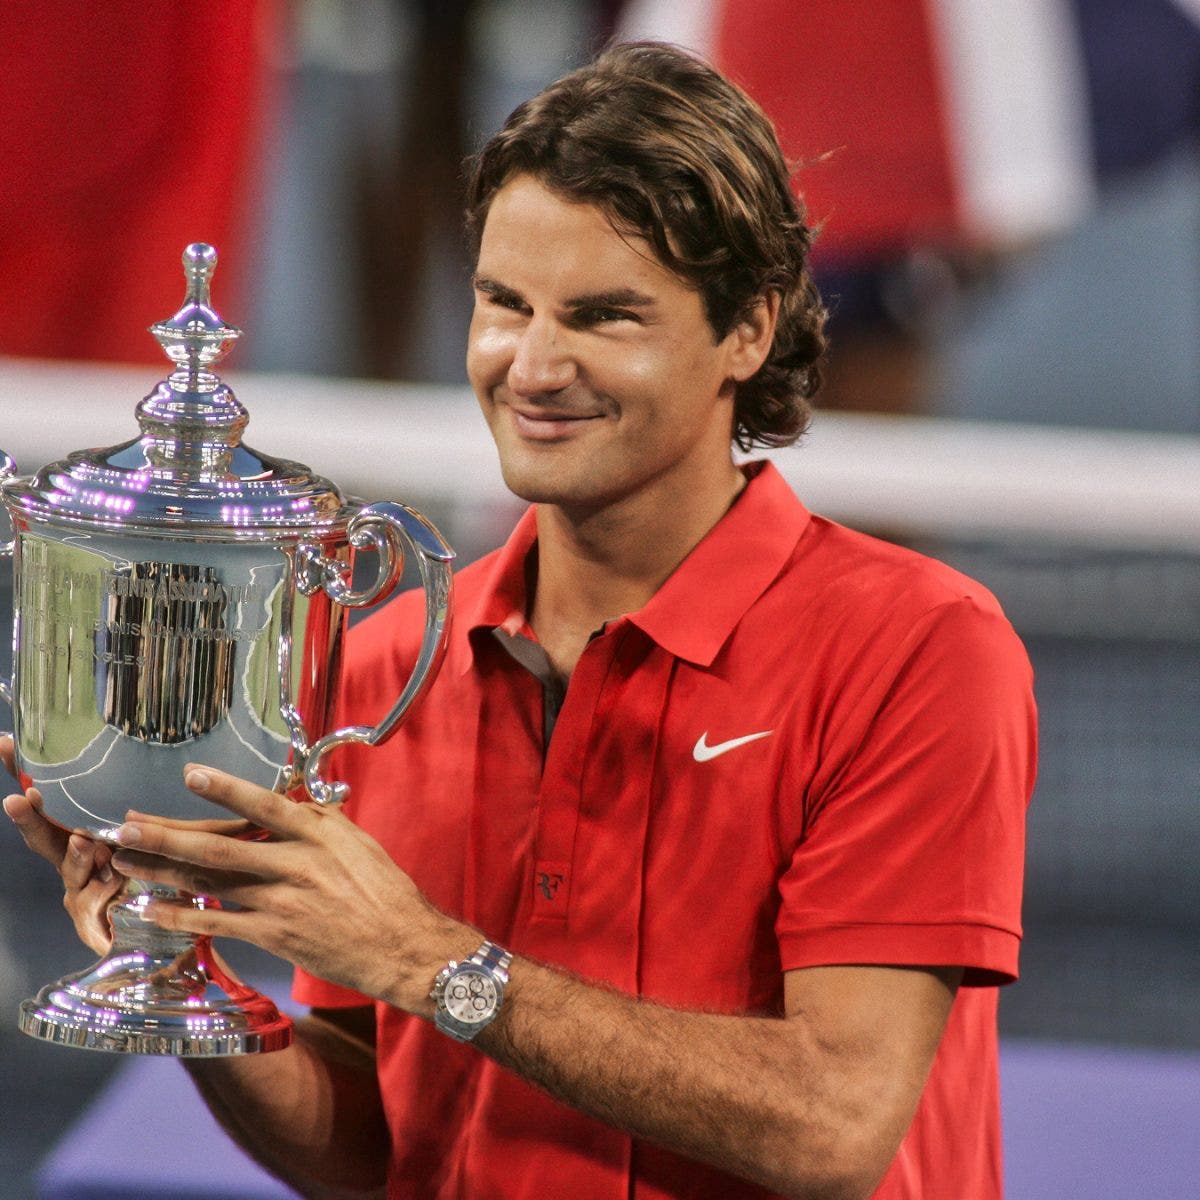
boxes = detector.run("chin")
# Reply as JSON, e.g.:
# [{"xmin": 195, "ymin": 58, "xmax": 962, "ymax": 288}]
[
  {"xmin": 495, "ymin": 445, "xmax": 575, "ymax": 503},
  {"xmin": 493, "ymin": 429, "xmax": 650, "ymax": 511},
  {"xmin": 497, "ymin": 460, "xmax": 609, "ymax": 510},
  {"xmin": 500, "ymin": 471, "xmax": 582, "ymax": 507}
]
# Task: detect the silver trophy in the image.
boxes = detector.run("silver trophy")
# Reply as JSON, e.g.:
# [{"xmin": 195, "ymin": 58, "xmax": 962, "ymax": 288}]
[{"xmin": 1, "ymin": 244, "xmax": 454, "ymax": 1055}]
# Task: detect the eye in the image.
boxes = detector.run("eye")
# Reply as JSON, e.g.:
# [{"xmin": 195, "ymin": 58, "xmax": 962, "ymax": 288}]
[
  {"xmin": 486, "ymin": 291, "xmax": 526, "ymax": 312},
  {"xmin": 474, "ymin": 283, "xmax": 528, "ymax": 315},
  {"xmin": 573, "ymin": 306, "xmax": 637, "ymax": 327}
]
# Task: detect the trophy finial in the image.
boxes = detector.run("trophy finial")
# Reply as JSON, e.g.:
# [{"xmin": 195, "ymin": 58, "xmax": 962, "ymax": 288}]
[
  {"xmin": 150, "ymin": 241, "xmax": 241, "ymax": 379},
  {"xmin": 182, "ymin": 242, "xmax": 219, "ymax": 298},
  {"xmin": 138, "ymin": 242, "xmax": 250, "ymax": 465}
]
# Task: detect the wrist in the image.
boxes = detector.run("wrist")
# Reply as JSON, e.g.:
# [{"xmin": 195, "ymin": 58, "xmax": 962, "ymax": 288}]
[
  {"xmin": 378, "ymin": 908, "xmax": 480, "ymax": 1018},
  {"xmin": 430, "ymin": 939, "xmax": 514, "ymax": 1042}
]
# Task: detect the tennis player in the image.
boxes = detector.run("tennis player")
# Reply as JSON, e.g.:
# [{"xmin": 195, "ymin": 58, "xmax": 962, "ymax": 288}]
[{"xmin": 5, "ymin": 42, "xmax": 1036, "ymax": 1200}]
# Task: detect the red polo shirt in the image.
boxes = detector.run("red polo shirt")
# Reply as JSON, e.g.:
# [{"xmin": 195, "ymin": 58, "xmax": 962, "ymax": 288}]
[{"xmin": 295, "ymin": 461, "xmax": 1036, "ymax": 1199}]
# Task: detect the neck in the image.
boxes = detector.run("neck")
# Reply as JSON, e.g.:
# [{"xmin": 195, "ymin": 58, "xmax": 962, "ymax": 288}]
[{"xmin": 529, "ymin": 461, "xmax": 746, "ymax": 678}]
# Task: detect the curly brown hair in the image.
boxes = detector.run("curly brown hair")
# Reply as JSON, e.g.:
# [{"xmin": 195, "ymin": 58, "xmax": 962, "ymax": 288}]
[{"xmin": 465, "ymin": 41, "xmax": 827, "ymax": 450}]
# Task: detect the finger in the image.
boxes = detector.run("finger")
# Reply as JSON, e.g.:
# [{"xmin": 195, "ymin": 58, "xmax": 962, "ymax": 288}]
[
  {"xmin": 3, "ymin": 788, "xmax": 70, "ymax": 868},
  {"xmin": 69, "ymin": 875, "xmax": 126, "ymax": 956},
  {"xmin": 63, "ymin": 834, "xmax": 114, "ymax": 890},
  {"xmin": 0, "ymin": 733, "xmax": 14, "ymax": 776},
  {"xmin": 81, "ymin": 869, "xmax": 125, "ymax": 911},
  {"xmin": 122, "ymin": 810, "xmax": 258, "ymax": 838},
  {"xmin": 112, "ymin": 817, "xmax": 281, "ymax": 880},
  {"xmin": 179, "ymin": 766, "xmax": 313, "ymax": 839},
  {"xmin": 109, "ymin": 845, "xmax": 232, "ymax": 896},
  {"xmin": 144, "ymin": 895, "xmax": 263, "ymax": 945},
  {"xmin": 109, "ymin": 848, "xmax": 267, "ymax": 909}
]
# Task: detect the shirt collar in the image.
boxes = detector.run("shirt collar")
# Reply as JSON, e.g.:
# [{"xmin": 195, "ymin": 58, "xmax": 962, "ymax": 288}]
[
  {"xmin": 462, "ymin": 504, "xmax": 539, "ymax": 667},
  {"xmin": 626, "ymin": 461, "xmax": 810, "ymax": 665},
  {"xmin": 462, "ymin": 461, "xmax": 810, "ymax": 670}
]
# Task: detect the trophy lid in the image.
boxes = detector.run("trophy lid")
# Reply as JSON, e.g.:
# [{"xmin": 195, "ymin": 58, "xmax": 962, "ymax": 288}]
[{"xmin": 2, "ymin": 244, "xmax": 354, "ymax": 540}]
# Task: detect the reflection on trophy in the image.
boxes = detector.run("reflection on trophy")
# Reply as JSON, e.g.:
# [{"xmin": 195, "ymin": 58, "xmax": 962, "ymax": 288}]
[{"xmin": 1, "ymin": 243, "xmax": 454, "ymax": 1055}]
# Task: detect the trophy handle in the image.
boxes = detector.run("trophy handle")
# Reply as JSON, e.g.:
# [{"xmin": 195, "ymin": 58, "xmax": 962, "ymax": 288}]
[
  {"xmin": 0, "ymin": 449, "xmax": 16, "ymax": 708},
  {"xmin": 296, "ymin": 501, "xmax": 454, "ymax": 805}
]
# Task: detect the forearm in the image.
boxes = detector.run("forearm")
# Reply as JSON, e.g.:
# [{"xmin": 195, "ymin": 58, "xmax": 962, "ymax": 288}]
[
  {"xmin": 184, "ymin": 1015, "xmax": 388, "ymax": 1200},
  {"xmin": 475, "ymin": 963, "xmax": 895, "ymax": 1200}
]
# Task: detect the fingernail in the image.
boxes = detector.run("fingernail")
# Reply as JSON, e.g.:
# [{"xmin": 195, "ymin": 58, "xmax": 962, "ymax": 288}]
[
  {"xmin": 186, "ymin": 770, "xmax": 211, "ymax": 794},
  {"xmin": 99, "ymin": 864, "xmax": 114, "ymax": 883},
  {"xmin": 115, "ymin": 823, "xmax": 141, "ymax": 846}
]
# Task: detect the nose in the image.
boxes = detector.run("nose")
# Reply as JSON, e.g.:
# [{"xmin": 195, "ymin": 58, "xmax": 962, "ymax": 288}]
[{"xmin": 507, "ymin": 316, "xmax": 576, "ymax": 396}]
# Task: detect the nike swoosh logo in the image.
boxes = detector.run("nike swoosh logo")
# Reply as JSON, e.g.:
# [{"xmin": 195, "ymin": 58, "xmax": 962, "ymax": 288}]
[{"xmin": 693, "ymin": 730, "xmax": 774, "ymax": 762}]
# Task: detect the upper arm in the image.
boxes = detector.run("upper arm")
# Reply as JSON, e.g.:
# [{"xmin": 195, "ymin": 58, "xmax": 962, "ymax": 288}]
[
  {"xmin": 781, "ymin": 963, "xmax": 962, "ymax": 1195},
  {"xmin": 304, "ymin": 1004, "xmax": 378, "ymax": 1066},
  {"xmin": 311, "ymin": 1004, "xmax": 378, "ymax": 1047}
]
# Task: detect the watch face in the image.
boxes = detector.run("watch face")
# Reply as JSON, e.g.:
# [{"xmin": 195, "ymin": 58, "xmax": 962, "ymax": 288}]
[{"xmin": 444, "ymin": 968, "xmax": 499, "ymax": 1025}]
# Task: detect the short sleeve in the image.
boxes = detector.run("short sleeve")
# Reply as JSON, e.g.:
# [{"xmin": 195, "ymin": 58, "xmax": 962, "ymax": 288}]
[{"xmin": 776, "ymin": 597, "xmax": 1037, "ymax": 986}]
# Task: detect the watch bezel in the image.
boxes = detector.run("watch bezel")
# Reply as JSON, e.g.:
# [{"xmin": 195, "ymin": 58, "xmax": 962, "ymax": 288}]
[
  {"xmin": 431, "ymin": 942, "xmax": 512, "ymax": 1042},
  {"xmin": 440, "ymin": 966, "xmax": 500, "ymax": 1024}
]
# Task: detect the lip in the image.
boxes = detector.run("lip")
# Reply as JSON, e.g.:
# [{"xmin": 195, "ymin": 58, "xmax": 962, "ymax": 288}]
[{"xmin": 508, "ymin": 406, "xmax": 604, "ymax": 441}]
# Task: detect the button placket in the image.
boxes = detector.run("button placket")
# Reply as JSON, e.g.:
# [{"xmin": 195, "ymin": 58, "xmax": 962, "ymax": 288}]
[
  {"xmin": 461, "ymin": 642, "xmax": 545, "ymax": 937},
  {"xmin": 528, "ymin": 626, "xmax": 627, "ymax": 927},
  {"xmin": 524, "ymin": 624, "xmax": 675, "ymax": 1002}
]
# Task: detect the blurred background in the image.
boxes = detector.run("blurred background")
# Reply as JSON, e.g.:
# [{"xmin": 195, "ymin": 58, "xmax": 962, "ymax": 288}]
[{"xmin": 0, "ymin": 1, "xmax": 1197, "ymax": 1197}]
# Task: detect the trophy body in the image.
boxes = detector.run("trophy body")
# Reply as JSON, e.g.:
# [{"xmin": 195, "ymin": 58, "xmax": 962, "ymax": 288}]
[
  {"xmin": 2, "ymin": 245, "xmax": 454, "ymax": 1055},
  {"xmin": 13, "ymin": 527, "xmax": 343, "ymax": 829}
]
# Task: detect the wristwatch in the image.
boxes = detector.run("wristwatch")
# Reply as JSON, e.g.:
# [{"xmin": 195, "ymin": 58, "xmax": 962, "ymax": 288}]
[{"xmin": 430, "ymin": 940, "xmax": 513, "ymax": 1042}]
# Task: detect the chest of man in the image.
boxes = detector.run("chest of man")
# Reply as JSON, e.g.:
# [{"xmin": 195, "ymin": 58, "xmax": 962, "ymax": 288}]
[{"xmin": 351, "ymin": 616, "xmax": 820, "ymax": 1016}]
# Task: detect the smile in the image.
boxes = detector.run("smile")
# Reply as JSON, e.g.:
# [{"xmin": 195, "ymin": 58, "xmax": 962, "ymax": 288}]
[{"xmin": 509, "ymin": 408, "xmax": 604, "ymax": 441}]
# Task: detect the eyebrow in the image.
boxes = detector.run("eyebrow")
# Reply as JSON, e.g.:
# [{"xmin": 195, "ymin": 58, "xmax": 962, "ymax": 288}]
[
  {"xmin": 564, "ymin": 287, "xmax": 657, "ymax": 311},
  {"xmin": 472, "ymin": 275, "xmax": 657, "ymax": 311},
  {"xmin": 472, "ymin": 275, "xmax": 517, "ymax": 300}
]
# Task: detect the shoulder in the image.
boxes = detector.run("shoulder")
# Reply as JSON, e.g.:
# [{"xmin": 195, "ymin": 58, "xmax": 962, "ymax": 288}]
[
  {"xmin": 741, "ymin": 513, "xmax": 1032, "ymax": 716},
  {"xmin": 795, "ymin": 514, "xmax": 1006, "ymax": 618},
  {"xmin": 768, "ymin": 514, "xmax": 1019, "ymax": 651}
]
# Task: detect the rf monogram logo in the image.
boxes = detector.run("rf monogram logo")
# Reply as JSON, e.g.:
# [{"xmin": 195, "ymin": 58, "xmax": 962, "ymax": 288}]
[
  {"xmin": 536, "ymin": 872, "xmax": 565, "ymax": 900},
  {"xmin": 533, "ymin": 860, "xmax": 570, "ymax": 918}
]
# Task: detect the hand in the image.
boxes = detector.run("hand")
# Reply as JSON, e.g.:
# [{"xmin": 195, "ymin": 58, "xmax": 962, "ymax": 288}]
[
  {"xmin": 1, "ymin": 735, "xmax": 124, "ymax": 955},
  {"xmin": 109, "ymin": 765, "xmax": 472, "ymax": 1012}
]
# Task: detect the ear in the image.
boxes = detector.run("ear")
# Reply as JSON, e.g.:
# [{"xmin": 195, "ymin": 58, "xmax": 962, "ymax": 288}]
[{"xmin": 726, "ymin": 291, "xmax": 781, "ymax": 382}]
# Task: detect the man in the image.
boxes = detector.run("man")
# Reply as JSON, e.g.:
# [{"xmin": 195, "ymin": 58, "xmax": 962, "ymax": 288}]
[{"xmin": 4, "ymin": 42, "xmax": 1035, "ymax": 1200}]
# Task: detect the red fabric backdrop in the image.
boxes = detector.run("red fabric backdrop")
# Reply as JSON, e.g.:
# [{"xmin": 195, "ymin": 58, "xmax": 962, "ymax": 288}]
[
  {"xmin": 714, "ymin": 0, "xmax": 962, "ymax": 267},
  {"xmin": 0, "ymin": 2, "xmax": 273, "ymax": 363}
]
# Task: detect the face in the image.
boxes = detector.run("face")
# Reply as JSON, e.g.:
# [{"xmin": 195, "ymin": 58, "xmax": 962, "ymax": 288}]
[{"xmin": 467, "ymin": 175, "xmax": 769, "ymax": 519}]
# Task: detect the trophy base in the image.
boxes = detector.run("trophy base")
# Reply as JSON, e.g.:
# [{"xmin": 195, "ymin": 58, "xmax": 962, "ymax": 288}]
[
  {"xmin": 18, "ymin": 954, "xmax": 294, "ymax": 1056},
  {"xmin": 18, "ymin": 887, "xmax": 293, "ymax": 1056}
]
